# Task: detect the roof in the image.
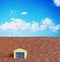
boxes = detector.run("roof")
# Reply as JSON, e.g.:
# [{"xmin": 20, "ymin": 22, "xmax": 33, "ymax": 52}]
[{"xmin": 0, "ymin": 37, "xmax": 60, "ymax": 62}]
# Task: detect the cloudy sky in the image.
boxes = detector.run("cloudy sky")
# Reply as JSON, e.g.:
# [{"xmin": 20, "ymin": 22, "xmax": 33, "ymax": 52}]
[{"xmin": 0, "ymin": 0, "xmax": 60, "ymax": 37}]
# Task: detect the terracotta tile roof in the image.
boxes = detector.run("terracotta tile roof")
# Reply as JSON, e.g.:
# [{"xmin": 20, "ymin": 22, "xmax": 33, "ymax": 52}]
[{"xmin": 0, "ymin": 37, "xmax": 60, "ymax": 62}]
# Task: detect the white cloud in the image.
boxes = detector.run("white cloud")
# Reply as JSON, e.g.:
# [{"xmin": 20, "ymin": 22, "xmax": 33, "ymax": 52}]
[
  {"xmin": 50, "ymin": 25, "xmax": 60, "ymax": 32},
  {"xmin": 9, "ymin": 10, "xmax": 17, "ymax": 16},
  {"xmin": 40, "ymin": 18, "xmax": 60, "ymax": 32},
  {"xmin": 42, "ymin": 18, "xmax": 54, "ymax": 25},
  {"xmin": 40, "ymin": 18, "xmax": 54, "ymax": 30},
  {"xmin": 0, "ymin": 18, "xmax": 31, "ymax": 31},
  {"xmin": 53, "ymin": 0, "xmax": 60, "ymax": 6},
  {"xmin": 21, "ymin": 11, "xmax": 28, "ymax": 15},
  {"xmin": 0, "ymin": 18, "xmax": 60, "ymax": 32},
  {"xmin": 40, "ymin": 25, "xmax": 46, "ymax": 30},
  {"xmin": 31, "ymin": 22, "xmax": 40, "ymax": 31}
]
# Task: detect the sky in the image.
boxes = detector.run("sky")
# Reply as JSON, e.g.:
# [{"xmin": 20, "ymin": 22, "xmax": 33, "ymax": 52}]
[{"xmin": 0, "ymin": 0, "xmax": 60, "ymax": 37}]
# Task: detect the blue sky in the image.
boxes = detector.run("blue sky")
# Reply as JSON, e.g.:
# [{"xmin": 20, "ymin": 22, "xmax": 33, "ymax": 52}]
[{"xmin": 0, "ymin": 0, "xmax": 60, "ymax": 37}]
